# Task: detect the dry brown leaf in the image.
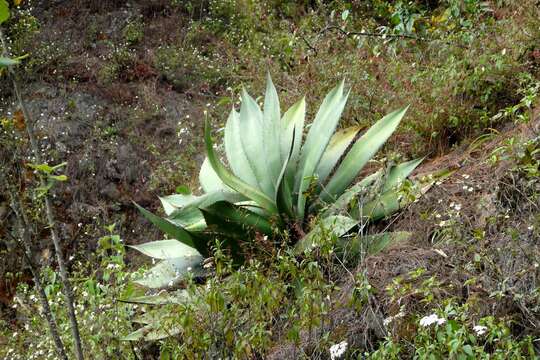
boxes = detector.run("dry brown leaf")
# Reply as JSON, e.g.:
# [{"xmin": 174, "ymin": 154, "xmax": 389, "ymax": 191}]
[{"xmin": 13, "ymin": 109, "xmax": 25, "ymax": 131}]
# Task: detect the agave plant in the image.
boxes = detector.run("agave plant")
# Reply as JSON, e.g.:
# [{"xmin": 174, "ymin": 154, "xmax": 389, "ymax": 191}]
[{"xmin": 131, "ymin": 76, "xmax": 422, "ymax": 288}]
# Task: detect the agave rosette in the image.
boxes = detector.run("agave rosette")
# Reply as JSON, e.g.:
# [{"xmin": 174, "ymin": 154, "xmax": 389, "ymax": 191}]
[{"xmin": 130, "ymin": 76, "xmax": 423, "ymax": 289}]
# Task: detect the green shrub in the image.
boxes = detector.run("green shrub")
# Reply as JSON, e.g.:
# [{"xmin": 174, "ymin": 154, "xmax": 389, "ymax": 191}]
[
  {"xmin": 368, "ymin": 301, "xmax": 536, "ymax": 359},
  {"xmin": 0, "ymin": 226, "xmax": 136, "ymax": 360},
  {"xmin": 153, "ymin": 44, "xmax": 228, "ymax": 92},
  {"xmin": 122, "ymin": 18, "xmax": 144, "ymax": 45}
]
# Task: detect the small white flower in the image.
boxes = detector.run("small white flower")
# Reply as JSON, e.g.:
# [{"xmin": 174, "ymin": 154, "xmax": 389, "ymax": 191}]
[
  {"xmin": 473, "ymin": 325, "xmax": 487, "ymax": 335},
  {"xmin": 527, "ymin": 225, "xmax": 534, "ymax": 231},
  {"xmin": 419, "ymin": 314, "xmax": 446, "ymax": 327},
  {"xmin": 329, "ymin": 341, "xmax": 348, "ymax": 360}
]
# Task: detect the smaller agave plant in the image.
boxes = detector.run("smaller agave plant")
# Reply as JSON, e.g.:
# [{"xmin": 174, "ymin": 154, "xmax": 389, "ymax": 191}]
[{"xmin": 130, "ymin": 75, "xmax": 422, "ymax": 289}]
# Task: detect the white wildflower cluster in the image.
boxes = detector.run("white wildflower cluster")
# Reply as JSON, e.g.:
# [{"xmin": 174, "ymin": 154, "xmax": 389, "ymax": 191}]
[
  {"xmin": 329, "ymin": 341, "xmax": 348, "ymax": 360},
  {"xmin": 460, "ymin": 174, "xmax": 479, "ymax": 192},
  {"xmin": 106, "ymin": 263, "xmax": 121, "ymax": 270},
  {"xmin": 450, "ymin": 202, "xmax": 462, "ymax": 212},
  {"xmin": 437, "ymin": 201, "xmax": 463, "ymax": 227},
  {"xmin": 473, "ymin": 325, "xmax": 487, "ymax": 336},
  {"xmin": 419, "ymin": 314, "xmax": 446, "ymax": 327}
]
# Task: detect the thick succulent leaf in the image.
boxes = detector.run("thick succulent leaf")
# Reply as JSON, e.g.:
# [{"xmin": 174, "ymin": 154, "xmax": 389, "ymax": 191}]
[
  {"xmin": 199, "ymin": 157, "xmax": 228, "ymax": 193},
  {"xmin": 296, "ymin": 81, "xmax": 350, "ymax": 219},
  {"xmin": 168, "ymin": 206, "xmax": 206, "ymax": 232},
  {"xmin": 134, "ymin": 202, "xmax": 196, "ymax": 249},
  {"xmin": 280, "ymin": 98, "xmax": 305, "ymax": 167},
  {"xmin": 264, "ymin": 73, "xmax": 280, "ymax": 124},
  {"xmin": 276, "ymin": 179, "xmax": 294, "ymax": 219},
  {"xmin": 338, "ymin": 231, "xmax": 411, "ymax": 258},
  {"xmin": 119, "ymin": 291, "xmax": 189, "ymax": 305},
  {"xmin": 122, "ymin": 322, "xmax": 181, "ymax": 341},
  {"xmin": 319, "ymin": 158, "xmax": 422, "ymax": 219},
  {"xmin": 224, "ymin": 109, "xmax": 259, "ymax": 188},
  {"xmin": 159, "ymin": 194, "xmax": 197, "ymax": 216},
  {"xmin": 274, "ymin": 126, "xmax": 296, "ymax": 217},
  {"xmin": 205, "ymin": 118, "xmax": 278, "ymax": 214},
  {"xmin": 316, "ymin": 126, "xmax": 360, "ymax": 185},
  {"xmin": 143, "ymin": 325, "xmax": 181, "ymax": 341},
  {"xmin": 234, "ymin": 200, "xmax": 265, "ymax": 216},
  {"xmin": 129, "ymin": 239, "xmax": 200, "ymax": 260},
  {"xmin": 354, "ymin": 159, "xmax": 423, "ymax": 221},
  {"xmin": 279, "ymin": 98, "xmax": 306, "ymax": 215},
  {"xmin": 358, "ymin": 167, "xmax": 449, "ymax": 222},
  {"xmin": 239, "ymin": 88, "xmax": 276, "ymax": 196},
  {"xmin": 295, "ymin": 215, "xmax": 358, "ymax": 253},
  {"xmin": 319, "ymin": 171, "xmax": 381, "ymax": 218},
  {"xmin": 132, "ymin": 311, "xmax": 168, "ymax": 325},
  {"xmin": 193, "ymin": 191, "xmax": 246, "ymax": 209},
  {"xmin": 203, "ymin": 201, "xmax": 274, "ymax": 235},
  {"xmin": 354, "ymin": 188, "xmax": 401, "ymax": 221},
  {"xmin": 199, "ymin": 209, "xmax": 245, "ymax": 264},
  {"xmin": 263, "ymin": 74, "xmax": 283, "ymax": 190},
  {"xmin": 322, "ymin": 107, "xmax": 408, "ymax": 202},
  {"xmin": 383, "ymin": 158, "xmax": 424, "ymax": 192},
  {"xmin": 0, "ymin": 56, "xmax": 18, "ymax": 67},
  {"xmin": 121, "ymin": 327, "xmax": 146, "ymax": 341},
  {"xmin": 133, "ymin": 256, "xmax": 204, "ymax": 289},
  {"xmin": 161, "ymin": 191, "xmax": 246, "ymax": 216}
]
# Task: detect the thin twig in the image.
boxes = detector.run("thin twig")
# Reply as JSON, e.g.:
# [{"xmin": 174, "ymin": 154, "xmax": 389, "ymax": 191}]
[
  {"xmin": 0, "ymin": 27, "xmax": 84, "ymax": 360},
  {"xmin": 302, "ymin": 24, "xmax": 468, "ymax": 55},
  {"xmin": 1, "ymin": 173, "xmax": 69, "ymax": 360},
  {"xmin": 300, "ymin": 34, "xmax": 318, "ymax": 57},
  {"xmin": 320, "ymin": 25, "xmax": 428, "ymax": 42}
]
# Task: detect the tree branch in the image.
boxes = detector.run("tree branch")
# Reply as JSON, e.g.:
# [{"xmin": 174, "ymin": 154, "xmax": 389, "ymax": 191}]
[
  {"xmin": 1, "ymin": 172, "xmax": 69, "ymax": 360},
  {"xmin": 0, "ymin": 27, "xmax": 84, "ymax": 360}
]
